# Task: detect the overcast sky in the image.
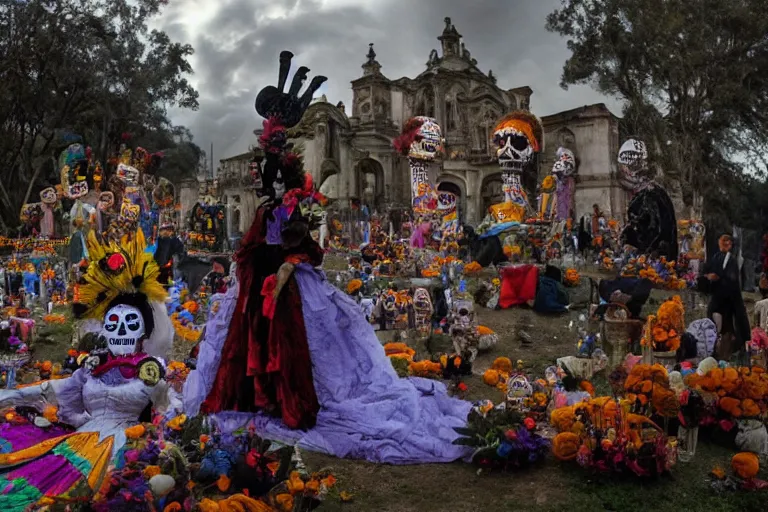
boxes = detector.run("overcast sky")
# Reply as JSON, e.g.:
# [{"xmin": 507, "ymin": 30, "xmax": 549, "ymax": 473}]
[{"xmin": 154, "ymin": 0, "xmax": 624, "ymax": 165}]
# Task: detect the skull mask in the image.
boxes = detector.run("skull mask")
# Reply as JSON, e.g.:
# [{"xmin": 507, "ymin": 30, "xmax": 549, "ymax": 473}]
[{"xmin": 102, "ymin": 304, "xmax": 145, "ymax": 356}]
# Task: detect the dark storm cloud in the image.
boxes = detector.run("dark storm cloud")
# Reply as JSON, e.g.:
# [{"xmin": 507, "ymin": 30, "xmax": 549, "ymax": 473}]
[{"xmin": 158, "ymin": 0, "xmax": 622, "ymax": 163}]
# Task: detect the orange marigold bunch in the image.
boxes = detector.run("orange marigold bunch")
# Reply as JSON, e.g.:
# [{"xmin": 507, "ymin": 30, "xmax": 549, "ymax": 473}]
[
  {"xmin": 463, "ymin": 261, "xmax": 482, "ymax": 274},
  {"xmin": 482, "ymin": 357, "xmax": 513, "ymax": 390},
  {"xmin": 623, "ymin": 364, "xmax": 679, "ymax": 417},
  {"xmin": 346, "ymin": 279, "xmax": 362, "ymax": 294},
  {"xmin": 384, "ymin": 342, "xmax": 416, "ymax": 362},
  {"xmin": 549, "ymin": 397, "xmax": 620, "ymax": 433},
  {"xmin": 564, "ymin": 268, "xmax": 580, "ymax": 287},
  {"xmin": 408, "ymin": 360, "xmax": 443, "ymax": 378},
  {"xmin": 642, "ymin": 296, "xmax": 684, "ymax": 352},
  {"xmin": 685, "ymin": 366, "xmax": 768, "ymax": 418}
]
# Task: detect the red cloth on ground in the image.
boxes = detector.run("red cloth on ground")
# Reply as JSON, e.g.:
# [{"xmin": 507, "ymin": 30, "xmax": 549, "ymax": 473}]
[
  {"xmin": 201, "ymin": 206, "xmax": 321, "ymax": 430},
  {"xmin": 498, "ymin": 265, "xmax": 539, "ymax": 309}
]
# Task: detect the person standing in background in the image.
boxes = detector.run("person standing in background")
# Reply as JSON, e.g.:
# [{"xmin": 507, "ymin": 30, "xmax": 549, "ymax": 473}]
[{"xmin": 702, "ymin": 234, "xmax": 751, "ymax": 361}]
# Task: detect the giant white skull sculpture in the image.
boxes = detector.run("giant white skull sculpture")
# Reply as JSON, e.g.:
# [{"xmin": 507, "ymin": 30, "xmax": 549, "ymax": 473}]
[
  {"xmin": 102, "ymin": 304, "xmax": 145, "ymax": 356},
  {"xmin": 492, "ymin": 113, "xmax": 543, "ymax": 209},
  {"xmin": 494, "ymin": 127, "xmax": 534, "ymax": 173},
  {"xmin": 408, "ymin": 117, "xmax": 444, "ymax": 162},
  {"xmin": 618, "ymin": 139, "xmax": 649, "ymax": 190}
]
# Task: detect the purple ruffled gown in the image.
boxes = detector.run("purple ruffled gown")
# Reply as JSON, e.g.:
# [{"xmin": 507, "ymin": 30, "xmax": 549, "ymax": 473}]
[{"xmin": 184, "ymin": 264, "xmax": 472, "ymax": 464}]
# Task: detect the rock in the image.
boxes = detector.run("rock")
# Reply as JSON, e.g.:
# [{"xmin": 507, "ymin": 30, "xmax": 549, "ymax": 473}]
[{"xmin": 149, "ymin": 474, "xmax": 175, "ymax": 496}]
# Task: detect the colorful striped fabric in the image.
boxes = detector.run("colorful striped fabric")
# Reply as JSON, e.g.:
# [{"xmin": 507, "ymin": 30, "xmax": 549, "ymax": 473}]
[{"xmin": 0, "ymin": 430, "xmax": 114, "ymax": 511}]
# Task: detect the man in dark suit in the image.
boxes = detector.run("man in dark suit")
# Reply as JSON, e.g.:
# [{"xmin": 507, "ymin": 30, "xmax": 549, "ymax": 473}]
[{"xmin": 702, "ymin": 234, "xmax": 750, "ymax": 360}]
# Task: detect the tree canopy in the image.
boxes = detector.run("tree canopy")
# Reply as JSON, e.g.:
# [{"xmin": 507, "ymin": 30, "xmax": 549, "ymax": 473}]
[
  {"xmin": 0, "ymin": 0, "xmax": 201, "ymax": 233},
  {"xmin": 547, "ymin": 0, "xmax": 768, "ymax": 231}
]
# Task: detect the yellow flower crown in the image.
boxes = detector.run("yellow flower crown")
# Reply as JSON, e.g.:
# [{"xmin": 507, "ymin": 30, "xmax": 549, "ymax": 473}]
[{"xmin": 73, "ymin": 230, "xmax": 167, "ymax": 321}]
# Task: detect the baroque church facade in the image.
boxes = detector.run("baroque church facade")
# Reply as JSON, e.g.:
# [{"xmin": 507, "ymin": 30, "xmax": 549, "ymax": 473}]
[
  {"xmin": 180, "ymin": 17, "xmax": 628, "ymax": 240},
  {"xmin": 290, "ymin": 17, "xmax": 627, "ymax": 225}
]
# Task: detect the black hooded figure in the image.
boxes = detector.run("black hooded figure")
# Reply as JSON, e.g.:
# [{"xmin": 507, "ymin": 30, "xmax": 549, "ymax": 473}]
[
  {"xmin": 622, "ymin": 186, "xmax": 678, "ymax": 261},
  {"xmin": 617, "ymin": 138, "xmax": 678, "ymax": 261}
]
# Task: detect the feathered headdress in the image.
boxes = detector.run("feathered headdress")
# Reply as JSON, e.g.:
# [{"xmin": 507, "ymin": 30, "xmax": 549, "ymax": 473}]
[{"xmin": 73, "ymin": 230, "xmax": 167, "ymax": 324}]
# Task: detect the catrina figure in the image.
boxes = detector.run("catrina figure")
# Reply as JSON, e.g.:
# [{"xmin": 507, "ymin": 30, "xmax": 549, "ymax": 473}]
[
  {"xmin": 185, "ymin": 51, "xmax": 471, "ymax": 465},
  {"xmin": 0, "ymin": 230, "xmax": 173, "ymax": 509}
]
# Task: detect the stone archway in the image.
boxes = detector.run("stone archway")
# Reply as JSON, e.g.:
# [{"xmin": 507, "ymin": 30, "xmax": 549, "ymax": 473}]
[
  {"xmin": 437, "ymin": 175, "xmax": 466, "ymax": 222},
  {"xmin": 481, "ymin": 173, "xmax": 504, "ymax": 215},
  {"xmin": 355, "ymin": 158, "xmax": 385, "ymax": 210}
]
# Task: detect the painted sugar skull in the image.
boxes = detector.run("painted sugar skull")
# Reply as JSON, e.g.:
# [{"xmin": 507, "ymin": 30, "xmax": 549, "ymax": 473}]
[
  {"xmin": 406, "ymin": 117, "xmax": 443, "ymax": 161},
  {"xmin": 506, "ymin": 374, "xmax": 533, "ymax": 408},
  {"xmin": 552, "ymin": 147, "xmax": 576, "ymax": 178},
  {"xmin": 102, "ymin": 303, "xmax": 145, "ymax": 356}
]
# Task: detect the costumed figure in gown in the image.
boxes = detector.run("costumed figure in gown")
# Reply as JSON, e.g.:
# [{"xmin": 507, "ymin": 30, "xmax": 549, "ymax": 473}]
[
  {"xmin": 183, "ymin": 51, "xmax": 471, "ymax": 464},
  {"xmin": 0, "ymin": 230, "xmax": 170, "ymax": 510},
  {"xmin": 618, "ymin": 138, "xmax": 678, "ymax": 261}
]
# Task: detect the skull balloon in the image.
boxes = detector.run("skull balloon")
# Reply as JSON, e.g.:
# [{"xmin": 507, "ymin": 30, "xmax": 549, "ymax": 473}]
[{"xmin": 102, "ymin": 304, "xmax": 145, "ymax": 355}]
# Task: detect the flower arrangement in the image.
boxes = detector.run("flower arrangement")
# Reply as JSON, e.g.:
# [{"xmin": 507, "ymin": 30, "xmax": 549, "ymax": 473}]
[
  {"xmin": 346, "ymin": 279, "xmax": 362, "ymax": 295},
  {"xmin": 642, "ymin": 296, "xmax": 684, "ymax": 352},
  {"xmin": 622, "ymin": 256, "xmax": 687, "ymax": 290},
  {"xmin": 42, "ymin": 313, "xmax": 67, "ymax": 324},
  {"xmin": 731, "ymin": 452, "xmax": 760, "ymax": 480},
  {"xmin": 408, "ymin": 360, "xmax": 443, "ymax": 379},
  {"xmin": 482, "ymin": 357, "xmax": 514, "ymax": 390},
  {"xmin": 171, "ymin": 312, "xmax": 203, "ymax": 343},
  {"xmin": 452, "ymin": 404, "xmax": 550, "ymax": 471},
  {"xmin": 166, "ymin": 361, "xmax": 191, "ymax": 393},
  {"xmin": 383, "ymin": 342, "xmax": 416, "ymax": 362},
  {"xmin": 550, "ymin": 397, "xmax": 677, "ymax": 477},
  {"xmin": 684, "ymin": 366, "xmax": 768, "ymax": 428},
  {"xmin": 622, "ymin": 364, "xmax": 679, "ymax": 417},
  {"xmin": 463, "ymin": 261, "xmax": 482, "ymax": 275},
  {"xmin": 563, "ymin": 268, "xmax": 580, "ymax": 287},
  {"xmin": 748, "ymin": 327, "xmax": 768, "ymax": 367}
]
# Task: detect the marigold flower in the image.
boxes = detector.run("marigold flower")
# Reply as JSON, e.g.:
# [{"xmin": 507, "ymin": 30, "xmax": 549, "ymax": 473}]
[
  {"xmin": 732, "ymin": 452, "xmax": 760, "ymax": 479},
  {"xmin": 125, "ymin": 424, "xmax": 146, "ymax": 439}
]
